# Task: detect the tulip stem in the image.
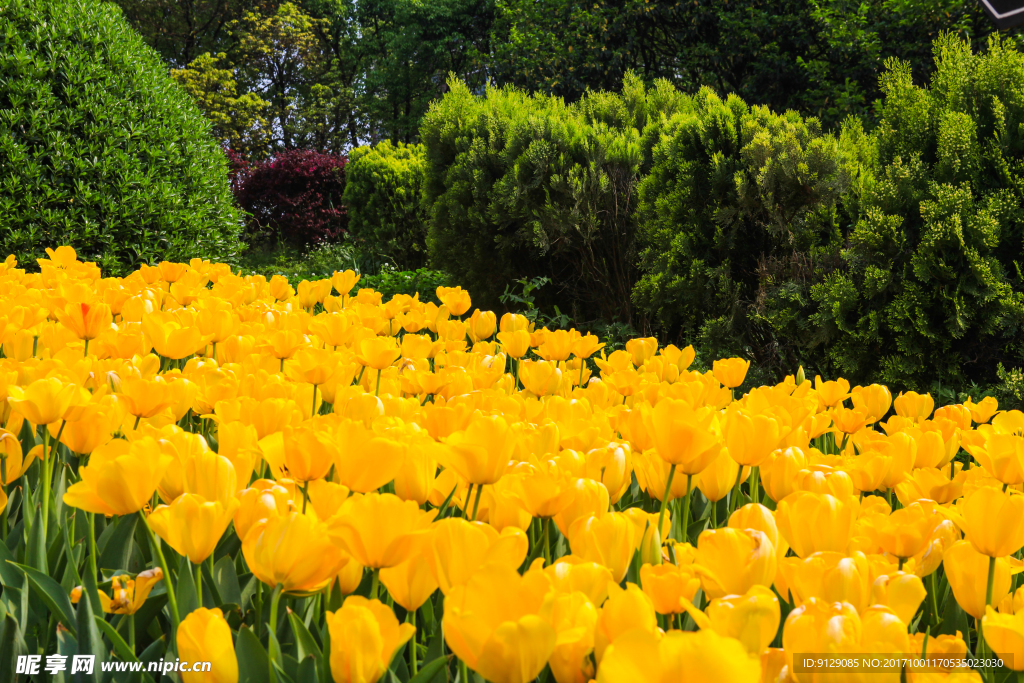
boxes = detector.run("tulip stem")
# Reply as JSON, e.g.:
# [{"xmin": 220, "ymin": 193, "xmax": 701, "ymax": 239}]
[
  {"xmin": 88, "ymin": 512, "xmax": 98, "ymax": 585},
  {"xmin": 680, "ymin": 475, "xmax": 693, "ymax": 543},
  {"xmin": 375, "ymin": 369, "xmax": 382, "ymax": 397},
  {"xmin": 301, "ymin": 483, "xmax": 309, "ymax": 514},
  {"xmin": 710, "ymin": 500, "xmax": 717, "ymax": 529},
  {"xmin": 729, "ymin": 465, "xmax": 743, "ymax": 515},
  {"xmin": 460, "ymin": 659, "xmax": 469, "ymax": 683},
  {"xmin": 657, "ymin": 464, "xmax": 676, "ymax": 542},
  {"xmin": 140, "ymin": 511, "xmax": 180, "ymax": 630},
  {"xmin": 311, "ymin": 384, "xmax": 318, "ymax": 418},
  {"xmin": 194, "ymin": 560, "xmax": 203, "ymax": 608},
  {"xmin": 41, "ymin": 429, "xmax": 52, "ymax": 544},
  {"xmin": 269, "ymin": 583, "xmax": 283, "ymax": 640},
  {"xmin": 750, "ymin": 466, "xmax": 760, "ymax": 505},
  {"xmin": 128, "ymin": 613, "xmax": 135, "ymax": 655},
  {"xmin": 579, "ymin": 358, "xmax": 585, "ymax": 387},
  {"xmin": 471, "ymin": 484, "xmax": 483, "ymax": 522},
  {"xmin": 408, "ymin": 609, "xmax": 418, "ymax": 676},
  {"xmin": 929, "ymin": 571, "xmax": 940, "ymax": 627},
  {"xmin": 133, "ymin": 415, "xmax": 141, "ymax": 430},
  {"xmin": 370, "ymin": 568, "xmax": 380, "ymax": 600},
  {"xmin": 542, "ymin": 517, "xmax": 551, "ymax": 564},
  {"xmin": 986, "ymin": 554, "xmax": 996, "ymax": 607}
]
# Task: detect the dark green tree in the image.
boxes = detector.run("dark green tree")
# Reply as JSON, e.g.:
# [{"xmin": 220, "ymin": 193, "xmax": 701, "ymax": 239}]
[{"xmin": 762, "ymin": 34, "xmax": 1024, "ymax": 390}]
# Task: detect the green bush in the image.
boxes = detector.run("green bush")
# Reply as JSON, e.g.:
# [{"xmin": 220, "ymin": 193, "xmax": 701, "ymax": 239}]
[
  {"xmin": 762, "ymin": 34, "xmax": 1024, "ymax": 391},
  {"xmin": 631, "ymin": 87, "xmax": 857, "ymax": 379},
  {"xmin": 420, "ymin": 73, "xmax": 687, "ymax": 320},
  {"xmin": 0, "ymin": 0, "xmax": 241, "ymax": 274},
  {"xmin": 343, "ymin": 141, "xmax": 429, "ymax": 269}
]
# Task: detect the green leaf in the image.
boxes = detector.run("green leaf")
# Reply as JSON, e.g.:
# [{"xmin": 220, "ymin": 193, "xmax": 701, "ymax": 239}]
[
  {"xmin": 94, "ymin": 615, "xmax": 140, "ymax": 663},
  {"xmin": 288, "ymin": 609, "xmax": 323, "ymax": 671},
  {"xmin": 176, "ymin": 557, "xmax": 200, "ymax": 619},
  {"xmin": 0, "ymin": 612, "xmax": 28, "ymax": 682},
  {"xmin": 408, "ymin": 656, "xmax": 449, "ymax": 683},
  {"xmin": 296, "ymin": 656, "xmax": 318, "ymax": 683},
  {"xmin": 76, "ymin": 575, "xmax": 106, "ymax": 683},
  {"xmin": 237, "ymin": 625, "xmax": 271, "ymax": 683},
  {"xmin": 98, "ymin": 514, "xmax": 138, "ymax": 574},
  {"xmin": 8, "ymin": 560, "xmax": 77, "ymax": 637},
  {"xmin": 214, "ymin": 555, "xmax": 242, "ymax": 608}
]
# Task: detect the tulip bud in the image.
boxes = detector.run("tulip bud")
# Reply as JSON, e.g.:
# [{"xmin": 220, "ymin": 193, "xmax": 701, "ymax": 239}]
[{"xmin": 639, "ymin": 521, "xmax": 662, "ymax": 566}]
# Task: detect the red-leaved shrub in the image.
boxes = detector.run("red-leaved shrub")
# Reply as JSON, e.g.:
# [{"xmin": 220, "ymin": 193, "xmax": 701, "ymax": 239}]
[{"xmin": 232, "ymin": 149, "xmax": 348, "ymax": 245}]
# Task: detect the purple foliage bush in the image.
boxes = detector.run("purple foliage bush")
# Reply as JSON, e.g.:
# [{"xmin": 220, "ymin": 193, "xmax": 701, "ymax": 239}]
[{"xmin": 232, "ymin": 149, "xmax": 348, "ymax": 245}]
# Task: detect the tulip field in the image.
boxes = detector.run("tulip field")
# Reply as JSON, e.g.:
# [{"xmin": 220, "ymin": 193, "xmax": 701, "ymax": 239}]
[{"xmin": 3, "ymin": 246, "xmax": 1024, "ymax": 683}]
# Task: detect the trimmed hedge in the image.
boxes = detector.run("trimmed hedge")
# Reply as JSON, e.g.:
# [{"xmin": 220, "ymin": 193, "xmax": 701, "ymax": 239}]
[{"xmin": 0, "ymin": 0, "xmax": 241, "ymax": 273}]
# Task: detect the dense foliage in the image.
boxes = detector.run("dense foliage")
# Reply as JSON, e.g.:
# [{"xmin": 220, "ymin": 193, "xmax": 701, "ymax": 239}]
[
  {"xmin": 116, "ymin": 0, "xmax": 1016, "ymax": 157},
  {"xmin": 421, "ymin": 74, "xmax": 686, "ymax": 321},
  {"xmin": 633, "ymin": 90, "xmax": 858, "ymax": 380},
  {"xmin": 762, "ymin": 34, "xmax": 1024, "ymax": 391},
  {"xmin": 343, "ymin": 142, "xmax": 429, "ymax": 270},
  {"xmin": 233, "ymin": 149, "xmax": 348, "ymax": 246},
  {"xmin": 0, "ymin": 0, "xmax": 242, "ymax": 274}
]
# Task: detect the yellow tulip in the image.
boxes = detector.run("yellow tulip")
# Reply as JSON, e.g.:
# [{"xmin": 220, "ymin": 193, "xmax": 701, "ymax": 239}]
[
  {"xmin": 442, "ymin": 563, "xmax": 555, "ymax": 683},
  {"xmin": 441, "ymin": 415, "xmax": 515, "ymax": 486},
  {"xmin": 147, "ymin": 493, "xmax": 238, "ymax": 564},
  {"xmin": 467, "ymin": 309, "xmax": 497, "ymax": 342},
  {"xmin": 0, "ymin": 427, "xmax": 37, "ymax": 484},
  {"xmin": 775, "ymin": 491, "xmax": 855, "ymax": 558},
  {"xmin": 760, "ymin": 446, "xmax": 807, "ymax": 502},
  {"xmin": 583, "ymin": 443, "xmax": 632, "ymax": 504},
  {"xmin": 641, "ymin": 399, "xmax": 721, "ymax": 475},
  {"xmin": 543, "ymin": 557, "xmax": 615, "ymax": 606},
  {"xmin": 540, "ymin": 590, "xmax": 599, "ymax": 683},
  {"xmin": 142, "ymin": 312, "xmax": 211, "ymax": 359},
  {"xmin": 327, "ymin": 597, "xmax": 416, "ymax": 683},
  {"xmin": 639, "ymin": 561, "xmax": 701, "ymax": 615},
  {"xmin": 944, "ymin": 540, "xmax": 1012, "ymax": 619},
  {"xmin": 958, "ymin": 487, "xmax": 1024, "ymax": 557},
  {"xmin": 537, "ymin": 329, "xmax": 575, "ymax": 362},
  {"xmin": 873, "ymin": 501, "xmax": 943, "ymax": 560},
  {"xmin": 782, "ymin": 597, "xmax": 861, "ymax": 672},
  {"xmin": 851, "ymin": 383, "xmax": 893, "ymax": 423},
  {"xmin": 329, "ymin": 418, "xmax": 407, "ymax": 493},
  {"xmin": 7, "ymin": 377, "xmax": 77, "ymax": 425},
  {"xmin": 329, "ymin": 492, "xmax": 437, "ymax": 569},
  {"xmin": 965, "ymin": 396, "xmax": 999, "ymax": 424},
  {"xmin": 498, "ymin": 330, "xmax": 531, "ymax": 359},
  {"xmin": 355, "ymin": 336, "xmax": 401, "ymax": 370},
  {"xmin": 712, "ymin": 357, "xmax": 750, "ymax": 389},
  {"xmin": 983, "ymin": 606, "xmax": 1024, "ymax": 671},
  {"xmin": 243, "ymin": 512, "xmax": 348, "ymax": 593},
  {"xmin": 568, "ymin": 513, "xmax": 637, "ymax": 583},
  {"xmin": 63, "ymin": 437, "xmax": 174, "ymax": 516},
  {"xmin": 593, "ymin": 583, "xmax": 658, "ymax": 665},
  {"xmin": 962, "ymin": 428, "xmax": 1024, "ymax": 486},
  {"xmin": 177, "ymin": 608, "xmax": 238, "ymax": 683},
  {"xmin": 424, "ymin": 518, "xmax": 528, "ymax": 594},
  {"xmin": 695, "ymin": 527, "xmax": 776, "ymax": 600},
  {"xmin": 697, "ymin": 446, "xmax": 742, "ymax": 502},
  {"xmin": 510, "ymin": 461, "xmax": 576, "ymax": 518},
  {"xmin": 331, "ymin": 269, "xmax": 361, "ymax": 297},
  {"xmin": 379, "ymin": 554, "xmax": 438, "ymax": 612},
  {"xmin": 723, "ymin": 406, "xmax": 783, "ymax": 467},
  {"xmin": 233, "ymin": 481, "xmax": 295, "ymax": 541},
  {"xmin": 781, "ymin": 550, "xmax": 874, "ymax": 613},
  {"xmin": 871, "ymin": 571, "xmax": 926, "ymax": 625},
  {"xmin": 55, "ymin": 301, "xmax": 112, "ymax": 341},
  {"xmin": 814, "ymin": 376, "xmax": 850, "ymax": 408},
  {"xmin": 704, "ymin": 585, "xmax": 780, "ymax": 655},
  {"xmin": 596, "ymin": 628, "xmax": 761, "ymax": 683},
  {"xmin": 893, "ymin": 391, "xmax": 934, "ymax": 421},
  {"xmin": 435, "ymin": 286, "xmax": 471, "ymax": 316},
  {"xmin": 49, "ymin": 399, "xmax": 119, "ymax": 454}
]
